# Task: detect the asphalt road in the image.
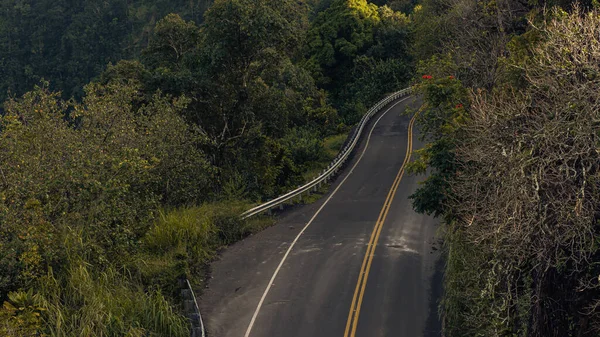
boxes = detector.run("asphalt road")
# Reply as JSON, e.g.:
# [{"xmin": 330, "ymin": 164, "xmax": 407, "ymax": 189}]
[{"xmin": 200, "ymin": 96, "xmax": 443, "ymax": 337}]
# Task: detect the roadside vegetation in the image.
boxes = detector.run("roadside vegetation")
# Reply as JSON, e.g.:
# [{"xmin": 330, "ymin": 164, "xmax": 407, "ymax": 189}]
[
  {"xmin": 0, "ymin": 0, "xmax": 412, "ymax": 335},
  {"xmin": 408, "ymin": 0, "xmax": 600, "ymax": 335}
]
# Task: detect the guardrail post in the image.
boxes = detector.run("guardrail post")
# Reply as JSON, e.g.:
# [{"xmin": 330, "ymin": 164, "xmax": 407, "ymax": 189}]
[
  {"xmin": 192, "ymin": 327, "xmax": 203, "ymax": 337},
  {"xmin": 184, "ymin": 299, "xmax": 195, "ymax": 312},
  {"xmin": 189, "ymin": 313, "xmax": 200, "ymax": 325}
]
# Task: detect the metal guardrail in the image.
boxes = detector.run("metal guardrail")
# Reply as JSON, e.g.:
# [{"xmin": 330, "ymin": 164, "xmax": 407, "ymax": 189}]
[
  {"xmin": 241, "ymin": 87, "xmax": 412, "ymax": 219},
  {"xmin": 181, "ymin": 278, "xmax": 206, "ymax": 337}
]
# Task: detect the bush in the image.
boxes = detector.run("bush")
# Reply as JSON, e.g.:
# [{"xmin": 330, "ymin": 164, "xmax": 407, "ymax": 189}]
[
  {"xmin": 439, "ymin": 8, "xmax": 600, "ymax": 336},
  {"xmin": 0, "ymin": 81, "xmax": 212, "ymax": 300},
  {"xmin": 281, "ymin": 128, "xmax": 326, "ymax": 168},
  {"xmin": 0, "ymin": 200, "xmax": 265, "ymax": 337}
]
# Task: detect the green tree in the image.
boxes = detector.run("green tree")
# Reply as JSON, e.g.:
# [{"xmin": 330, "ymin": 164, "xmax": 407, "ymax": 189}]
[
  {"xmin": 0, "ymin": 0, "xmax": 219, "ymax": 103},
  {"xmin": 109, "ymin": 8, "xmax": 337, "ymax": 200},
  {"xmin": 304, "ymin": 0, "xmax": 381, "ymax": 87},
  {"xmin": 0, "ymin": 81, "xmax": 211, "ymax": 298},
  {"xmin": 304, "ymin": 0, "xmax": 412, "ymax": 123}
]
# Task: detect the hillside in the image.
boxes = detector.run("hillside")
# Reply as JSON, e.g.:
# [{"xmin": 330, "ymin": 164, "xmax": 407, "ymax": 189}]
[
  {"xmin": 0, "ymin": 0, "xmax": 214, "ymax": 102},
  {"xmin": 0, "ymin": 0, "xmax": 413, "ymax": 335}
]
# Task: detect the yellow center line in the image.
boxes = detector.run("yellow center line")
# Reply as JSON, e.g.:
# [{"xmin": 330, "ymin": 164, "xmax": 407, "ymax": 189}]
[{"xmin": 343, "ymin": 109, "xmax": 419, "ymax": 337}]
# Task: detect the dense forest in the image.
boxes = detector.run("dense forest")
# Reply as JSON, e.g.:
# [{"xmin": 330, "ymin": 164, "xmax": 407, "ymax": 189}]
[
  {"xmin": 0, "ymin": 0, "xmax": 215, "ymax": 102},
  {"xmin": 2, "ymin": 0, "xmax": 600, "ymax": 335},
  {"xmin": 0, "ymin": 0, "xmax": 412, "ymax": 335}
]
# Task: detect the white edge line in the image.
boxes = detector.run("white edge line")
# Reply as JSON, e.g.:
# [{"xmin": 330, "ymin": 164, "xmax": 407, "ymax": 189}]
[{"xmin": 243, "ymin": 96, "xmax": 412, "ymax": 337}]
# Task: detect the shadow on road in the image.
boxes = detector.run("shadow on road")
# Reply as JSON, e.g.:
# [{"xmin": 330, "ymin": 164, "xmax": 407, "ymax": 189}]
[{"xmin": 424, "ymin": 255, "xmax": 445, "ymax": 337}]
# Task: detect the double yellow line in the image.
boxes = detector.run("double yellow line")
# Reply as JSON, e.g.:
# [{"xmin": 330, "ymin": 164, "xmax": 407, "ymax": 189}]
[{"xmin": 343, "ymin": 110, "xmax": 419, "ymax": 337}]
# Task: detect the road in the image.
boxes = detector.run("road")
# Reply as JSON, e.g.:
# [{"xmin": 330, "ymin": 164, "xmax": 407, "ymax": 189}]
[{"xmin": 199, "ymin": 96, "xmax": 443, "ymax": 337}]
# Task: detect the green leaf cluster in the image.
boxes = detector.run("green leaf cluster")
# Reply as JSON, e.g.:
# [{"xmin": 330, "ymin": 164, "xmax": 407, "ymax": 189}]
[{"xmin": 304, "ymin": 0, "xmax": 413, "ymax": 122}]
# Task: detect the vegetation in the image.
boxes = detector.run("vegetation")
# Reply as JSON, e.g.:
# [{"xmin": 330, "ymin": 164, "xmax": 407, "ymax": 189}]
[
  {"xmin": 11, "ymin": 0, "xmax": 599, "ymax": 334},
  {"xmin": 0, "ymin": 0, "xmax": 216, "ymax": 103},
  {"xmin": 408, "ymin": 0, "xmax": 600, "ymax": 336},
  {"xmin": 0, "ymin": 0, "xmax": 412, "ymax": 335},
  {"xmin": 305, "ymin": 0, "xmax": 412, "ymax": 122}
]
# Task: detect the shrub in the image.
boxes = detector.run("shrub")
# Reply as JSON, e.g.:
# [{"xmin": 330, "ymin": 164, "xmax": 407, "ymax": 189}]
[{"xmin": 441, "ymin": 8, "xmax": 600, "ymax": 336}]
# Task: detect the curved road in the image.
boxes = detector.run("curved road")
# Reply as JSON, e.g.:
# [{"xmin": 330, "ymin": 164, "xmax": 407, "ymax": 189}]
[{"xmin": 200, "ymin": 96, "xmax": 443, "ymax": 337}]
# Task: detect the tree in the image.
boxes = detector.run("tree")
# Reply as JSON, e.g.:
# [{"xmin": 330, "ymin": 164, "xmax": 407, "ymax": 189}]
[
  {"xmin": 0, "ymin": 0, "xmax": 218, "ymax": 103},
  {"xmin": 303, "ymin": 0, "xmax": 413, "ymax": 123},
  {"xmin": 143, "ymin": 13, "xmax": 201, "ymax": 69},
  {"xmin": 0, "ymin": 81, "xmax": 212, "ymax": 299},
  {"xmin": 198, "ymin": 0, "xmax": 336, "ymax": 198},
  {"xmin": 304, "ymin": 0, "xmax": 381, "ymax": 87}
]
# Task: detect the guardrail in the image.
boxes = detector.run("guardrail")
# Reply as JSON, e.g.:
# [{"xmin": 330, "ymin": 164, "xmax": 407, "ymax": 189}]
[
  {"xmin": 241, "ymin": 87, "xmax": 412, "ymax": 220},
  {"xmin": 180, "ymin": 278, "xmax": 205, "ymax": 337}
]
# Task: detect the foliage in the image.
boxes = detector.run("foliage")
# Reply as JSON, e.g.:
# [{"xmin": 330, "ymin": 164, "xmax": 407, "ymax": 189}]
[
  {"xmin": 305, "ymin": 0, "xmax": 381, "ymax": 86},
  {"xmin": 411, "ymin": 0, "xmax": 533, "ymax": 89},
  {"xmin": 143, "ymin": 202, "xmax": 251, "ymax": 263},
  {"xmin": 0, "ymin": 290, "xmax": 45, "ymax": 337},
  {"xmin": 132, "ymin": 202, "xmax": 258, "ymax": 296},
  {"xmin": 407, "ymin": 70, "xmax": 468, "ymax": 217},
  {"xmin": 0, "ymin": 0, "xmax": 218, "ymax": 103},
  {"xmin": 410, "ymin": 3, "xmax": 600, "ymax": 336},
  {"xmin": 142, "ymin": 13, "xmax": 202, "ymax": 70},
  {"xmin": 0, "ymin": 0, "xmax": 415, "ymax": 335},
  {"xmin": 281, "ymin": 128, "xmax": 327, "ymax": 169},
  {"xmin": 448, "ymin": 10, "xmax": 600, "ymax": 335},
  {"xmin": 104, "ymin": 9, "xmax": 340, "ymax": 200},
  {"xmin": 41, "ymin": 260, "xmax": 188, "ymax": 337},
  {"xmin": 0, "ymin": 79, "xmax": 211, "ymax": 309},
  {"xmin": 305, "ymin": 0, "xmax": 413, "ymax": 122}
]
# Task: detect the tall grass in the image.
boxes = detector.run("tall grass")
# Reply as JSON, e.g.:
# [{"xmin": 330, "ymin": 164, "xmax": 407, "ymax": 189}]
[
  {"xmin": 143, "ymin": 201, "xmax": 253, "ymax": 258},
  {"xmin": 34, "ymin": 260, "xmax": 189, "ymax": 337},
  {"xmin": 1, "ymin": 201, "xmax": 273, "ymax": 336},
  {"xmin": 323, "ymin": 133, "xmax": 348, "ymax": 159},
  {"xmin": 145, "ymin": 207, "xmax": 219, "ymax": 261}
]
